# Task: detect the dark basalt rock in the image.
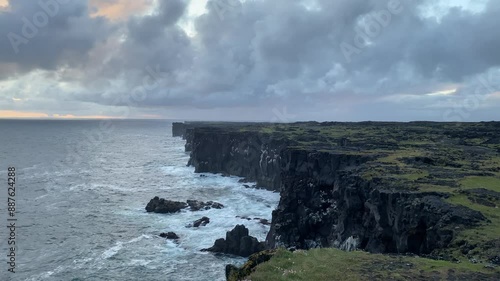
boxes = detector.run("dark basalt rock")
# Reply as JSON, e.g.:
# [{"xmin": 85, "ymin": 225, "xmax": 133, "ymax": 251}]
[
  {"xmin": 338, "ymin": 137, "xmax": 351, "ymax": 147},
  {"xmin": 202, "ymin": 225, "xmax": 266, "ymax": 257},
  {"xmin": 187, "ymin": 128, "xmax": 289, "ymax": 191},
  {"xmin": 490, "ymin": 255, "xmax": 500, "ymax": 265},
  {"xmin": 225, "ymin": 250, "xmax": 276, "ymax": 281},
  {"xmin": 172, "ymin": 122, "xmax": 187, "ymax": 138},
  {"xmin": 266, "ymin": 149, "xmax": 486, "ymax": 254},
  {"xmin": 236, "ymin": 216, "xmax": 252, "ymax": 221},
  {"xmin": 146, "ymin": 197, "xmax": 188, "ymax": 213},
  {"xmin": 146, "ymin": 197, "xmax": 224, "ymax": 214},
  {"xmin": 187, "ymin": 200, "xmax": 224, "ymax": 211},
  {"xmin": 460, "ymin": 188, "xmax": 500, "ymax": 208},
  {"xmin": 235, "ymin": 216, "xmax": 271, "ymax": 225},
  {"xmin": 259, "ymin": 219, "xmax": 271, "ymax": 226},
  {"xmin": 159, "ymin": 232, "xmax": 179, "ymax": 240},
  {"xmin": 192, "ymin": 216, "xmax": 210, "ymax": 227},
  {"xmin": 184, "ymin": 122, "xmax": 498, "ymax": 260}
]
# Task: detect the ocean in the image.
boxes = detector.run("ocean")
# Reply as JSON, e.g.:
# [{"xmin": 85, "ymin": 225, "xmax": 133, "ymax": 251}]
[{"xmin": 0, "ymin": 120, "xmax": 279, "ymax": 281}]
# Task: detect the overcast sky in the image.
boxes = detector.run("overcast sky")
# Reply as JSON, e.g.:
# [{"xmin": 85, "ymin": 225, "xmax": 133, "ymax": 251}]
[{"xmin": 0, "ymin": 0, "xmax": 499, "ymax": 121}]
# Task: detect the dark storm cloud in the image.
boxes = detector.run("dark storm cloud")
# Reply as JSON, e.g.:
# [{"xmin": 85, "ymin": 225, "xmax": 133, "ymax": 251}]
[
  {"xmin": 98, "ymin": 0, "xmax": 499, "ymax": 110},
  {"xmin": 1, "ymin": 0, "xmax": 499, "ymax": 120},
  {"xmin": 407, "ymin": 4, "xmax": 500, "ymax": 81},
  {"xmin": 0, "ymin": 0, "xmax": 111, "ymax": 77}
]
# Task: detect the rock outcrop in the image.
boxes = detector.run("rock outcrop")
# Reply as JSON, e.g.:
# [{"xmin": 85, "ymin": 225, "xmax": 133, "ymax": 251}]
[
  {"xmin": 202, "ymin": 225, "xmax": 266, "ymax": 257},
  {"xmin": 266, "ymin": 148, "xmax": 486, "ymax": 254},
  {"xmin": 187, "ymin": 200, "xmax": 224, "ymax": 211},
  {"xmin": 225, "ymin": 250, "xmax": 276, "ymax": 281},
  {"xmin": 159, "ymin": 232, "xmax": 179, "ymax": 240},
  {"xmin": 192, "ymin": 216, "xmax": 210, "ymax": 227},
  {"xmin": 145, "ymin": 197, "xmax": 224, "ymax": 213},
  {"xmin": 146, "ymin": 197, "xmax": 188, "ymax": 213},
  {"xmin": 172, "ymin": 122, "xmax": 187, "ymax": 138},
  {"xmin": 173, "ymin": 122, "xmax": 496, "ymax": 259}
]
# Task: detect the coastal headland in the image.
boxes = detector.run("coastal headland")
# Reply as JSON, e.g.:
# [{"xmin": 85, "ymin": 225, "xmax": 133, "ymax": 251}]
[{"xmin": 173, "ymin": 121, "xmax": 500, "ymax": 280}]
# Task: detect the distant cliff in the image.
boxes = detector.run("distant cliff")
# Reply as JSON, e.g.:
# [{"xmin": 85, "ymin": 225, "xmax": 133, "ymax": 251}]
[
  {"xmin": 172, "ymin": 122, "xmax": 187, "ymax": 138},
  {"xmin": 174, "ymin": 122, "xmax": 499, "ymax": 260},
  {"xmin": 187, "ymin": 127, "xmax": 287, "ymax": 191}
]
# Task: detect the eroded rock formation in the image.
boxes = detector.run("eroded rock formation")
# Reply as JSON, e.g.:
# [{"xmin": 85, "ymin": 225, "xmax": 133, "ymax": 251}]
[
  {"xmin": 145, "ymin": 197, "xmax": 224, "ymax": 214},
  {"xmin": 266, "ymin": 149, "xmax": 485, "ymax": 254},
  {"xmin": 202, "ymin": 225, "xmax": 266, "ymax": 257},
  {"xmin": 192, "ymin": 216, "xmax": 210, "ymax": 227}
]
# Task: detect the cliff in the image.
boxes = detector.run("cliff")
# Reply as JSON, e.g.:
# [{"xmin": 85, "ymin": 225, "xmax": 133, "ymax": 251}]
[
  {"xmin": 172, "ymin": 122, "xmax": 187, "ymax": 138},
  {"xmin": 267, "ymin": 148, "xmax": 485, "ymax": 255},
  {"xmin": 187, "ymin": 127, "xmax": 288, "ymax": 190},
  {"xmin": 174, "ymin": 121, "xmax": 500, "ymax": 263}
]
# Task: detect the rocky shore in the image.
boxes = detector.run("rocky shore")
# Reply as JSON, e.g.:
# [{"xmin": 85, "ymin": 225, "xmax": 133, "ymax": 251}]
[{"xmin": 171, "ymin": 121, "xmax": 500, "ymax": 279}]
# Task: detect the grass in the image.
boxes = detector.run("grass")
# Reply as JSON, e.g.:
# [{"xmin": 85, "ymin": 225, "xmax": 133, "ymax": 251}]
[
  {"xmin": 248, "ymin": 248, "xmax": 499, "ymax": 281},
  {"xmin": 445, "ymin": 193, "xmax": 500, "ymax": 258},
  {"xmin": 460, "ymin": 176, "xmax": 500, "ymax": 192}
]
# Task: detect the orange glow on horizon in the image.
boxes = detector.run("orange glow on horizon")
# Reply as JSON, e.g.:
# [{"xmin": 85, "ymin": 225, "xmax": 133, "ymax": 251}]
[
  {"xmin": 0, "ymin": 0, "xmax": 8, "ymax": 7},
  {"xmin": 90, "ymin": 0, "xmax": 152, "ymax": 21},
  {"xmin": 52, "ymin": 114, "xmax": 124, "ymax": 119},
  {"xmin": 0, "ymin": 111, "xmax": 123, "ymax": 120},
  {"xmin": 139, "ymin": 114, "xmax": 163, "ymax": 119},
  {"xmin": 0, "ymin": 110, "xmax": 49, "ymax": 119}
]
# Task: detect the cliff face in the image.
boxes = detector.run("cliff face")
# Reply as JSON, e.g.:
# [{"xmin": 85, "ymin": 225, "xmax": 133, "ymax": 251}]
[
  {"xmin": 267, "ymin": 149, "xmax": 485, "ymax": 254},
  {"xmin": 171, "ymin": 122, "xmax": 201, "ymax": 151},
  {"xmin": 184, "ymin": 128, "xmax": 194, "ymax": 151},
  {"xmin": 187, "ymin": 128, "xmax": 288, "ymax": 190},
  {"xmin": 174, "ymin": 122, "xmax": 494, "ymax": 257},
  {"xmin": 172, "ymin": 122, "xmax": 186, "ymax": 138}
]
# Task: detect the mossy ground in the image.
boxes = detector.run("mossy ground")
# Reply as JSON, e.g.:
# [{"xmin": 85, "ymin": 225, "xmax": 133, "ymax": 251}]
[
  {"xmin": 247, "ymin": 248, "xmax": 499, "ymax": 281},
  {"xmin": 245, "ymin": 122, "xmax": 500, "ymax": 262},
  {"xmin": 198, "ymin": 121, "xmax": 500, "ymax": 277}
]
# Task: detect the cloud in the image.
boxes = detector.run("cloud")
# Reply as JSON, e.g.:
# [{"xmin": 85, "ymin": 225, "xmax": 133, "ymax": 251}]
[
  {"xmin": 0, "ymin": 0, "xmax": 112, "ymax": 77},
  {"xmin": 89, "ymin": 0, "xmax": 153, "ymax": 21},
  {"xmin": 0, "ymin": 0, "xmax": 499, "ymax": 121}
]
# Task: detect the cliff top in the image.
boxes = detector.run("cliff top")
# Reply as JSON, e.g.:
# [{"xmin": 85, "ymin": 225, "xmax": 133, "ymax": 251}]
[{"xmin": 179, "ymin": 121, "xmax": 500, "ymax": 263}]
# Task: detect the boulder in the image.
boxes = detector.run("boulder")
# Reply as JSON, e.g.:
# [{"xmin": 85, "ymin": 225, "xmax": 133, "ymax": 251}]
[
  {"xmin": 146, "ymin": 197, "xmax": 187, "ymax": 213},
  {"xmin": 146, "ymin": 197, "xmax": 224, "ymax": 214},
  {"xmin": 193, "ymin": 216, "xmax": 210, "ymax": 227},
  {"xmin": 187, "ymin": 200, "xmax": 224, "ymax": 211},
  {"xmin": 159, "ymin": 232, "xmax": 179, "ymax": 240},
  {"xmin": 202, "ymin": 225, "xmax": 266, "ymax": 257}
]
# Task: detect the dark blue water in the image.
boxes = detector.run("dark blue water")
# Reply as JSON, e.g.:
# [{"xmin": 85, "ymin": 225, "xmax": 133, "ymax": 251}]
[{"xmin": 0, "ymin": 120, "xmax": 279, "ymax": 281}]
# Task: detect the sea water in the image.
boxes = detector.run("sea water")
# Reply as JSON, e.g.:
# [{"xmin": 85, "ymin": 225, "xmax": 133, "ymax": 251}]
[{"xmin": 0, "ymin": 120, "xmax": 279, "ymax": 281}]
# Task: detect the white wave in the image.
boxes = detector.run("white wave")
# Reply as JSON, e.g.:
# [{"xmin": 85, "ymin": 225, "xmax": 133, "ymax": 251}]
[
  {"xmin": 128, "ymin": 259, "xmax": 152, "ymax": 267},
  {"xmin": 100, "ymin": 242, "xmax": 124, "ymax": 259},
  {"xmin": 100, "ymin": 234, "xmax": 151, "ymax": 260},
  {"xmin": 160, "ymin": 165, "xmax": 195, "ymax": 176},
  {"xmin": 24, "ymin": 265, "xmax": 66, "ymax": 281}
]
